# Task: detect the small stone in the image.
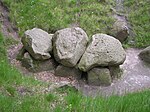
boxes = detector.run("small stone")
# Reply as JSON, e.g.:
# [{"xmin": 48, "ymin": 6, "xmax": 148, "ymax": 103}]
[
  {"xmin": 88, "ymin": 67, "xmax": 111, "ymax": 86},
  {"xmin": 55, "ymin": 65, "xmax": 81, "ymax": 78},
  {"xmin": 109, "ymin": 66, "xmax": 123, "ymax": 79},
  {"xmin": 16, "ymin": 46, "xmax": 27, "ymax": 61},
  {"xmin": 21, "ymin": 52, "xmax": 57, "ymax": 72},
  {"xmin": 139, "ymin": 46, "xmax": 150, "ymax": 63},
  {"xmin": 111, "ymin": 19, "xmax": 129, "ymax": 42}
]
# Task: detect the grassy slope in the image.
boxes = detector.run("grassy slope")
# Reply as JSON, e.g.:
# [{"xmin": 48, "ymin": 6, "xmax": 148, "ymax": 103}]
[
  {"xmin": 2, "ymin": 0, "xmax": 150, "ymax": 47},
  {"xmin": 0, "ymin": 30, "xmax": 51, "ymax": 111},
  {"xmin": 2, "ymin": 0, "xmax": 115, "ymax": 37},
  {"xmin": 124, "ymin": 0, "xmax": 150, "ymax": 47}
]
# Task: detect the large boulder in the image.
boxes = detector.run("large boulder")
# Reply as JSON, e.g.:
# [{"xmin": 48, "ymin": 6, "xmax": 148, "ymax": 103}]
[
  {"xmin": 112, "ymin": 19, "xmax": 129, "ymax": 43},
  {"xmin": 19, "ymin": 52, "xmax": 57, "ymax": 73},
  {"xmin": 78, "ymin": 34, "xmax": 126, "ymax": 72},
  {"xmin": 88, "ymin": 68, "xmax": 111, "ymax": 86},
  {"xmin": 139, "ymin": 46, "xmax": 150, "ymax": 63},
  {"xmin": 53, "ymin": 27, "xmax": 88, "ymax": 67},
  {"xmin": 55, "ymin": 65, "xmax": 81, "ymax": 78},
  {"xmin": 22, "ymin": 28, "xmax": 53, "ymax": 60}
]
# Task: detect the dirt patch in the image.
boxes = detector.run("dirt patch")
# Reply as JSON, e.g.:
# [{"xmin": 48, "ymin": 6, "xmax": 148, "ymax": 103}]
[
  {"xmin": 0, "ymin": 1, "xmax": 19, "ymax": 40},
  {"xmin": 74, "ymin": 49, "xmax": 150, "ymax": 97}
]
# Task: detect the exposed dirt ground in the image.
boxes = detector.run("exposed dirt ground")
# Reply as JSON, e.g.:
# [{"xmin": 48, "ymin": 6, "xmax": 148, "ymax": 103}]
[
  {"xmin": 0, "ymin": 1, "xmax": 19, "ymax": 40},
  {"xmin": 75, "ymin": 48, "xmax": 150, "ymax": 96}
]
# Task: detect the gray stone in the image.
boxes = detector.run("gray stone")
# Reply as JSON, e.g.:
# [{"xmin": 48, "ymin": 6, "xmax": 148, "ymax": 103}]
[
  {"xmin": 139, "ymin": 46, "xmax": 150, "ymax": 63},
  {"xmin": 78, "ymin": 34, "xmax": 126, "ymax": 72},
  {"xmin": 109, "ymin": 66, "xmax": 123, "ymax": 79},
  {"xmin": 88, "ymin": 68, "xmax": 111, "ymax": 86},
  {"xmin": 21, "ymin": 52, "xmax": 57, "ymax": 72},
  {"xmin": 16, "ymin": 46, "xmax": 27, "ymax": 61},
  {"xmin": 112, "ymin": 20, "xmax": 129, "ymax": 42},
  {"xmin": 55, "ymin": 65, "xmax": 81, "ymax": 78},
  {"xmin": 21, "ymin": 52, "xmax": 34, "ymax": 69},
  {"xmin": 53, "ymin": 27, "xmax": 88, "ymax": 67},
  {"xmin": 22, "ymin": 28, "xmax": 53, "ymax": 60}
]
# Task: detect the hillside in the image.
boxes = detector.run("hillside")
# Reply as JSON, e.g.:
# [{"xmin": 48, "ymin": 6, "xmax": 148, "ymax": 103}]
[
  {"xmin": 0, "ymin": 0, "xmax": 150, "ymax": 112},
  {"xmin": 124, "ymin": 0, "xmax": 150, "ymax": 47}
]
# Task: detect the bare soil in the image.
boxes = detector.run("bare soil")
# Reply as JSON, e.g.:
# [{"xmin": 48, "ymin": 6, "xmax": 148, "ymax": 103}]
[
  {"xmin": 75, "ymin": 49, "xmax": 150, "ymax": 97},
  {"xmin": 0, "ymin": 1, "xmax": 19, "ymax": 40}
]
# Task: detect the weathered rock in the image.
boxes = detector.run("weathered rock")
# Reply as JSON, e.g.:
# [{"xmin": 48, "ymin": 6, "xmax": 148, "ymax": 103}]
[
  {"xmin": 112, "ymin": 19, "xmax": 129, "ymax": 43},
  {"xmin": 16, "ymin": 46, "xmax": 27, "ymax": 61},
  {"xmin": 21, "ymin": 52, "xmax": 33, "ymax": 69},
  {"xmin": 78, "ymin": 34, "xmax": 126, "ymax": 72},
  {"xmin": 88, "ymin": 68, "xmax": 111, "ymax": 86},
  {"xmin": 53, "ymin": 27, "xmax": 88, "ymax": 67},
  {"xmin": 55, "ymin": 65, "xmax": 81, "ymax": 78},
  {"xmin": 109, "ymin": 66, "xmax": 123, "ymax": 79},
  {"xmin": 22, "ymin": 28, "xmax": 53, "ymax": 60},
  {"xmin": 20, "ymin": 52, "xmax": 57, "ymax": 72},
  {"xmin": 139, "ymin": 46, "xmax": 150, "ymax": 63}
]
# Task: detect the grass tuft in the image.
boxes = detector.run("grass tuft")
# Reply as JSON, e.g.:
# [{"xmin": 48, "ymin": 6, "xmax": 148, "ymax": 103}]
[{"xmin": 45, "ymin": 93, "xmax": 57, "ymax": 102}]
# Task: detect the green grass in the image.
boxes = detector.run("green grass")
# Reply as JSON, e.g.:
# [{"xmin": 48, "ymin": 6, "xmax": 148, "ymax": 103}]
[
  {"xmin": 0, "ymin": 36, "xmax": 38, "ymax": 86},
  {"xmin": 124, "ymin": 0, "xmax": 150, "ymax": 47},
  {"xmin": 0, "ymin": 93, "xmax": 51, "ymax": 112},
  {"xmin": 0, "ymin": 28, "xmax": 51, "ymax": 112},
  {"xmin": 2, "ymin": 0, "xmax": 115, "ymax": 37},
  {"xmin": 2, "ymin": 0, "xmax": 149, "ymax": 47},
  {"xmin": 53, "ymin": 88, "xmax": 150, "ymax": 112},
  {"xmin": 1, "ymin": 0, "xmax": 150, "ymax": 111}
]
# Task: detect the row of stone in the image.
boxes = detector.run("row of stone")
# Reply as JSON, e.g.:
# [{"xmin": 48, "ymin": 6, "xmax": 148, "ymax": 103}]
[{"xmin": 18, "ymin": 27, "xmax": 126, "ymax": 86}]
